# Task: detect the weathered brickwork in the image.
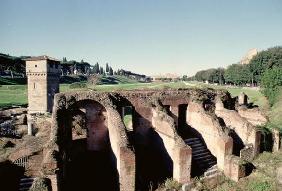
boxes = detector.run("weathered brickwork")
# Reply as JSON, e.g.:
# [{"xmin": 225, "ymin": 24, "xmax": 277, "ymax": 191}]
[
  {"xmin": 35, "ymin": 88, "xmax": 269, "ymax": 191},
  {"xmin": 25, "ymin": 56, "xmax": 60, "ymax": 113}
]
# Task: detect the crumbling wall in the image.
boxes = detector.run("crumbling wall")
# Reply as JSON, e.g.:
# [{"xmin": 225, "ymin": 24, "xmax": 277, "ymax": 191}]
[
  {"xmin": 133, "ymin": 106, "xmax": 153, "ymax": 145},
  {"xmin": 82, "ymin": 102, "xmax": 109, "ymax": 151},
  {"xmin": 71, "ymin": 110, "xmax": 86, "ymax": 140},
  {"xmin": 224, "ymin": 155, "xmax": 246, "ymax": 182},
  {"xmin": 151, "ymin": 103, "xmax": 192, "ymax": 183},
  {"xmin": 107, "ymin": 107, "xmax": 135, "ymax": 191},
  {"xmin": 42, "ymin": 89, "xmax": 266, "ymax": 189},
  {"xmin": 237, "ymin": 106, "xmax": 267, "ymax": 126},
  {"xmin": 44, "ymin": 92, "xmax": 135, "ymax": 191},
  {"xmin": 186, "ymin": 101, "xmax": 233, "ymax": 171},
  {"xmin": 215, "ymin": 98, "xmax": 261, "ymax": 156}
]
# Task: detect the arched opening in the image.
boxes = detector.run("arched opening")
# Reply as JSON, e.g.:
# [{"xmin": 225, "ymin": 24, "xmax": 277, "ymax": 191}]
[{"xmin": 65, "ymin": 100, "xmax": 119, "ymax": 191}]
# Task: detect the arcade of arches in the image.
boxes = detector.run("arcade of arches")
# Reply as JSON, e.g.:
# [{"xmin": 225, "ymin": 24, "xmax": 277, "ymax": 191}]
[{"xmin": 42, "ymin": 89, "xmax": 268, "ymax": 191}]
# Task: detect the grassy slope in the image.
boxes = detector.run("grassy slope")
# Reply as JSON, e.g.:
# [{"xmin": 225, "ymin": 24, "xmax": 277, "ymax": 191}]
[
  {"xmin": 269, "ymin": 92, "xmax": 282, "ymax": 129},
  {"xmin": 213, "ymin": 151, "xmax": 282, "ymax": 191}
]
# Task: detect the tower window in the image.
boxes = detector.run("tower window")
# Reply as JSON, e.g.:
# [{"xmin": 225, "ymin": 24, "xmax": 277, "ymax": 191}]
[
  {"xmin": 33, "ymin": 83, "xmax": 36, "ymax": 89},
  {"xmin": 35, "ymin": 65, "xmax": 37, "ymax": 67}
]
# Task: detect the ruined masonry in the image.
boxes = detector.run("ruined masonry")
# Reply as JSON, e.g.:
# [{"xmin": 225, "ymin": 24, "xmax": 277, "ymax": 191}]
[
  {"xmin": 36, "ymin": 88, "xmax": 269, "ymax": 191},
  {"xmin": 20, "ymin": 56, "xmax": 272, "ymax": 191},
  {"xmin": 25, "ymin": 56, "xmax": 60, "ymax": 114}
]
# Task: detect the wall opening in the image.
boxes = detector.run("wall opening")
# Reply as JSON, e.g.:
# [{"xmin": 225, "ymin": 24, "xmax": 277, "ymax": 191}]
[
  {"xmin": 183, "ymin": 128, "xmax": 217, "ymax": 177},
  {"xmin": 129, "ymin": 108, "xmax": 173, "ymax": 191},
  {"xmin": 178, "ymin": 104, "xmax": 188, "ymax": 126},
  {"xmin": 65, "ymin": 100, "xmax": 119, "ymax": 191},
  {"xmin": 122, "ymin": 106, "xmax": 134, "ymax": 132},
  {"xmin": 228, "ymin": 129, "xmax": 245, "ymax": 156},
  {"xmin": 135, "ymin": 128, "xmax": 173, "ymax": 191}
]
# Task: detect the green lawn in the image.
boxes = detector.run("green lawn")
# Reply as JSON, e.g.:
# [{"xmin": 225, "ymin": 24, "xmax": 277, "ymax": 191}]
[
  {"xmin": 268, "ymin": 93, "xmax": 282, "ymax": 129},
  {"xmin": 0, "ymin": 82, "xmax": 187, "ymax": 108},
  {"xmin": 0, "ymin": 81, "xmax": 266, "ymax": 109},
  {"xmin": 0, "ymin": 85, "xmax": 27, "ymax": 108},
  {"xmin": 223, "ymin": 87, "xmax": 268, "ymax": 109}
]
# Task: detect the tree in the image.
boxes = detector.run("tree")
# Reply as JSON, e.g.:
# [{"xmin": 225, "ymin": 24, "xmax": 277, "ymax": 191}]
[
  {"xmin": 224, "ymin": 64, "xmax": 251, "ymax": 85},
  {"xmin": 99, "ymin": 66, "xmax": 104, "ymax": 75},
  {"xmin": 117, "ymin": 69, "xmax": 121, "ymax": 75},
  {"xmin": 261, "ymin": 67, "xmax": 282, "ymax": 105},
  {"xmin": 93, "ymin": 62, "xmax": 100, "ymax": 74},
  {"xmin": 109, "ymin": 67, "xmax": 113, "ymax": 75},
  {"xmin": 194, "ymin": 68, "xmax": 225, "ymax": 84},
  {"xmin": 106, "ymin": 63, "xmax": 109, "ymax": 73},
  {"xmin": 249, "ymin": 46, "xmax": 282, "ymax": 83}
]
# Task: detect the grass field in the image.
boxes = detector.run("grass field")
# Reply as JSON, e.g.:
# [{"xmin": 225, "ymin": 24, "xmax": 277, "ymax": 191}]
[
  {"xmin": 0, "ymin": 81, "xmax": 265, "ymax": 108},
  {"xmin": 0, "ymin": 82, "xmax": 185, "ymax": 107},
  {"xmin": 0, "ymin": 85, "xmax": 28, "ymax": 107}
]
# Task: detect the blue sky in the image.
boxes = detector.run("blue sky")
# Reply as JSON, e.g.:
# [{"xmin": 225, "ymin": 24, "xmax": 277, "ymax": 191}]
[{"xmin": 1, "ymin": 0, "xmax": 282, "ymax": 76}]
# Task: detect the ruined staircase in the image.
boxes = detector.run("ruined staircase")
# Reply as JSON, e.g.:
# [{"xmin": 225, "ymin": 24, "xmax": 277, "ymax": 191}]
[
  {"xmin": 184, "ymin": 137, "xmax": 217, "ymax": 176},
  {"xmin": 19, "ymin": 176, "xmax": 34, "ymax": 191}
]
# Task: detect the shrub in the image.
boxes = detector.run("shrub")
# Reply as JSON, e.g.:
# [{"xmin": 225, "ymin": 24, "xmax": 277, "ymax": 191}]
[
  {"xmin": 29, "ymin": 177, "xmax": 51, "ymax": 191},
  {"xmin": 164, "ymin": 178, "xmax": 182, "ymax": 190},
  {"xmin": 261, "ymin": 68, "xmax": 282, "ymax": 105},
  {"xmin": 69, "ymin": 82, "xmax": 87, "ymax": 89}
]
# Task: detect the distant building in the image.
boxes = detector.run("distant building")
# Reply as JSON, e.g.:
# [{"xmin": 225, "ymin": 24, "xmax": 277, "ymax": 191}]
[
  {"xmin": 119, "ymin": 69, "xmax": 151, "ymax": 82},
  {"xmin": 25, "ymin": 56, "xmax": 60, "ymax": 113},
  {"xmin": 240, "ymin": 48, "xmax": 258, "ymax": 65},
  {"xmin": 152, "ymin": 73, "xmax": 180, "ymax": 82}
]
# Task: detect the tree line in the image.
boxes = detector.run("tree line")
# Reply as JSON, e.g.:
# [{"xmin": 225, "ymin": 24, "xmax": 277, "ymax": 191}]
[
  {"xmin": 0, "ymin": 54, "xmax": 147, "ymax": 80},
  {"xmin": 190, "ymin": 46, "xmax": 282, "ymax": 105}
]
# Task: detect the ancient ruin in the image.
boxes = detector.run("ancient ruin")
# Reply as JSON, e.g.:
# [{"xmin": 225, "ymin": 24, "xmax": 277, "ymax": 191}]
[
  {"xmin": 0, "ymin": 59, "xmax": 277, "ymax": 190},
  {"xmin": 12, "ymin": 87, "xmax": 269, "ymax": 191},
  {"xmin": 25, "ymin": 56, "xmax": 60, "ymax": 114}
]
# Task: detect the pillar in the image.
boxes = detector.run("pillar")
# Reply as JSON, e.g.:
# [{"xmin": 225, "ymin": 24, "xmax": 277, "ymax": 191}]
[
  {"xmin": 272, "ymin": 128, "xmax": 281, "ymax": 152},
  {"xmin": 173, "ymin": 145, "xmax": 192, "ymax": 183},
  {"xmin": 170, "ymin": 106, "xmax": 179, "ymax": 127},
  {"xmin": 27, "ymin": 114, "xmax": 33, "ymax": 136},
  {"xmin": 238, "ymin": 92, "xmax": 248, "ymax": 105}
]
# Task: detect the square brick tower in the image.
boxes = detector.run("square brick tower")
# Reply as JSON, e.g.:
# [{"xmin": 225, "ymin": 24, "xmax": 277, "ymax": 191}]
[{"xmin": 25, "ymin": 56, "xmax": 60, "ymax": 114}]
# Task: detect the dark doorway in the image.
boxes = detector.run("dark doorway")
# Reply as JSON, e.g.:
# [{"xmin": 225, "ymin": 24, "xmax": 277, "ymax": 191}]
[
  {"xmin": 66, "ymin": 147, "xmax": 119, "ymax": 191},
  {"xmin": 178, "ymin": 104, "xmax": 188, "ymax": 126},
  {"xmin": 135, "ymin": 129, "xmax": 173, "ymax": 191},
  {"xmin": 229, "ymin": 129, "xmax": 244, "ymax": 156},
  {"xmin": 65, "ymin": 100, "xmax": 119, "ymax": 191}
]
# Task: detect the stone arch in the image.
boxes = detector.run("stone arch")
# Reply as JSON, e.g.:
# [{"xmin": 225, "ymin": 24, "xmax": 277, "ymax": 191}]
[
  {"xmin": 71, "ymin": 100, "xmax": 109, "ymax": 151},
  {"xmin": 60, "ymin": 99, "xmax": 119, "ymax": 191},
  {"xmin": 51, "ymin": 95, "xmax": 135, "ymax": 191}
]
